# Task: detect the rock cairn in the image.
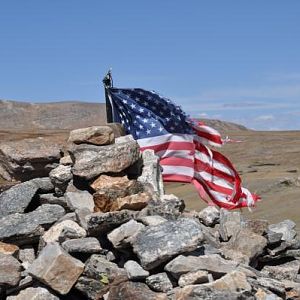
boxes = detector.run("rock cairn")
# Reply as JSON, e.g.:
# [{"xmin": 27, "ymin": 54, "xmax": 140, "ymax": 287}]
[{"xmin": 0, "ymin": 125, "xmax": 300, "ymax": 299}]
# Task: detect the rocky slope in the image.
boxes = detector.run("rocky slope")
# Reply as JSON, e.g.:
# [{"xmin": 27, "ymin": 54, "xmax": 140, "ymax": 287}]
[{"xmin": 0, "ymin": 126, "xmax": 300, "ymax": 299}]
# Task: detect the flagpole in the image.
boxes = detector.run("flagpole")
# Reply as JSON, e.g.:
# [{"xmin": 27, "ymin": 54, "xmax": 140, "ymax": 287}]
[{"xmin": 102, "ymin": 69, "xmax": 113, "ymax": 123}]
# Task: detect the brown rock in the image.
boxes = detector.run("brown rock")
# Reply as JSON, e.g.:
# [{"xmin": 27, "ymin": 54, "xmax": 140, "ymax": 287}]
[
  {"xmin": 205, "ymin": 271, "xmax": 252, "ymax": 292},
  {"xmin": 243, "ymin": 219, "xmax": 269, "ymax": 235},
  {"xmin": 28, "ymin": 243, "xmax": 84, "ymax": 295},
  {"xmin": 0, "ymin": 241, "xmax": 19, "ymax": 257},
  {"xmin": 0, "ymin": 253, "xmax": 21, "ymax": 286},
  {"xmin": 108, "ymin": 281, "xmax": 167, "ymax": 300},
  {"xmin": 178, "ymin": 270, "xmax": 209, "ymax": 287},
  {"xmin": 92, "ymin": 175, "xmax": 144, "ymax": 212},
  {"xmin": 68, "ymin": 126, "xmax": 115, "ymax": 146},
  {"xmin": 110, "ymin": 192, "xmax": 151, "ymax": 211}
]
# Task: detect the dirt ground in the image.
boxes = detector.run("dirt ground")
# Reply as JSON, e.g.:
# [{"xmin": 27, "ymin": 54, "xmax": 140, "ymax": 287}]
[{"xmin": 1, "ymin": 129, "xmax": 300, "ymax": 232}]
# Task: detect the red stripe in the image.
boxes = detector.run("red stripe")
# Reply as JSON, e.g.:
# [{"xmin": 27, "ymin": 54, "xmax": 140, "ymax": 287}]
[
  {"xmin": 194, "ymin": 158, "xmax": 236, "ymax": 184},
  {"xmin": 194, "ymin": 129, "xmax": 223, "ymax": 145},
  {"xmin": 160, "ymin": 157, "xmax": 194, "ymax": 169},
  {"xmin": 163, "ymin": 174, "xmax": 193, "ymax": 183},
  {"xmin": 140, "ymin": 141, "xmax": 195, "ymax": 153}
]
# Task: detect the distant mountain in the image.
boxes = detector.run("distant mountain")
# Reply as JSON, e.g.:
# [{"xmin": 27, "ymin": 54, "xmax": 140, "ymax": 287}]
[
  {"xmin": 0, "ymin": 100, "xmax": 106, "ymax": 130},
  {"xmin": 0, "ymin": 99, "xmax": 248, "ymax": 132}
]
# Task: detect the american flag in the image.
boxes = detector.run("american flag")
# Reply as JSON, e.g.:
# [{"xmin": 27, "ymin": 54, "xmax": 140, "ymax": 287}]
[{"xmin": 107, "ymin": 87, "xmax": 259, "ymax": 209}]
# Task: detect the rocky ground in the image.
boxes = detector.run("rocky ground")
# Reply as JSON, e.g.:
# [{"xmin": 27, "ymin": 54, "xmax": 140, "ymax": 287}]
[{"xmin": 0, "ymin": 125, "xmax": 300, "ymax": 299}]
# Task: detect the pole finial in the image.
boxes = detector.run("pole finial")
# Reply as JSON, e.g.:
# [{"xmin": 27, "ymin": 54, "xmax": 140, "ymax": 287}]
[{"xmin": 102, "ymin": 68, "xmax": 113, "ymax": 88}]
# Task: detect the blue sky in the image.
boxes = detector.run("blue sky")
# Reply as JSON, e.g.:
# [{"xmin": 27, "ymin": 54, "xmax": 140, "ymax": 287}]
[{"xmin": 1, "ymin": 1, "xmax": 300, "ymax": 130}]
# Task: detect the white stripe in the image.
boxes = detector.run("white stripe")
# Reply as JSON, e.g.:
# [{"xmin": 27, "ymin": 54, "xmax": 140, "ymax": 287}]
[
  {"xmin": 137, "ymin": 133, "xmax": 193, "ymax": 147},
  {"xmin": 195, "ymin": 151, "xmax": 235, "ymax": 177},
  {"xmin": 195, "ymin": 124, "xmax": 221, "ymax": 136},
  {"xmin": 161, "ymin": 165, "xmax": 194, "ymax": 178},
  {"xmin": 156, "ymin": 149, "xmax": 194, "ymax": 159}
]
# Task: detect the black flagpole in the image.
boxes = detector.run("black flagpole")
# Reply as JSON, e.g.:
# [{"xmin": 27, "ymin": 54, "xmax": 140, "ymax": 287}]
[{"xmin": 102, "ymin": 69, "xmax": 113, "ymax": 124}]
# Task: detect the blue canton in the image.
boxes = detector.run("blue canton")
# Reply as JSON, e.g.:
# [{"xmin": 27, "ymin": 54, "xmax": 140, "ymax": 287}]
[{"xmin": 108, "ymin": 88, "xmax": 194, "ymax": 140}]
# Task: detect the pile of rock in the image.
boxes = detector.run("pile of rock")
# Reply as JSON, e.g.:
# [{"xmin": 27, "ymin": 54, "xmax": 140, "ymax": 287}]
[{"xmin": 0, "ymin": 126, "xmax": 300, "ymax": 299}]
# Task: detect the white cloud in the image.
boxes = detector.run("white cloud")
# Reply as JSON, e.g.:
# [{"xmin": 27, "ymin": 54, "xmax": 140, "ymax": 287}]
[{"xmin": 255, "ymin": 115, "xmax": 275, "ymax": 121}]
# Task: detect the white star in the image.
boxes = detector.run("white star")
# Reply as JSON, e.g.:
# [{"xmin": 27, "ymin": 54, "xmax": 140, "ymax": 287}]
[
  {"xmin": 130, "ymin": 103, "xmax": 136, "ymax": 109},
  {"xmin": 136, "ymin": 115, "xmax": 141, "ymax": 119},
  {"xmin": 170, "ymin": 126, "xmax": 175, "ymax": 131},
  {"xmin": 143, "ymin": 101, "xmax": 149, "ymax": 107},
  {"xmin": 150, "ymin": 122, "xmax": 156, "ymax": 128},
  {"xmin": 143, "ymin": 118, "xmax": 148, "ymax": 123},
  {"xmin": 147, "ymin": 95, "xmax": 152, "ymax": 100},
  {"xmin": 122, "ymin": 100, "xmax": 127, "ymax": 104},
  {"xmin": 158, "ymin": 127, "xmax": 164, "ymax": 132},
  {"xmin": 139, "ymin": 124, "xmax": 144, "ymax": 129},
  {"xmin": 138, "ymin": 91, "xmax": 144, "ymax": 95},
  {"xmin": 139, "ymin": 108, "xmax": 144, "ymax": 113},
  {"xmin": 136, "ymin": 131, "xmax": 140, "ymax": 135},
  {"xmin": 166, "ymin": 117, "xmax": 170, "ymax": 122},
  {"xmin": 146, "ymin": 129, "xmax": 151, "ymax": 135}
]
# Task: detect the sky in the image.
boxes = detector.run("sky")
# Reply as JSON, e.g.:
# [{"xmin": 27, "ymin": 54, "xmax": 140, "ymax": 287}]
[{"xmin": 1, "ymin": 1, "xmax": 300, "ymax": 130}]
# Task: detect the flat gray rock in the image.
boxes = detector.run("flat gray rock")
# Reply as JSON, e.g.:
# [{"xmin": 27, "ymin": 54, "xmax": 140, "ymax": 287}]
[
  {"xmin": 178, "ymin": 270, "xmax": 209, "ymax": 287},
  {"xmin": 28, "ymin": 243, "xmax": 84, "ymax": 295},
  {"xmin": 30, "ymin": 177, "xmax": 54, "ymax": 193},
  {"xmin": 165, "ymin": 254, "xmax": 238, "ymax": 279},
  {"xmin": 197, "ymin": 206, "xmax": 220, "ymax": 227},
  {"xmin": 7, "ymin": 287, "xmax": 59, "ymax": 300},
  {"xmin": 65, "ymin": 191, "xmax": 94, "ymax": 212},
  {"xmin": 0, "ymin": 181, "xmax": 39, "ymax": 218},
  {"xmin": 86, "ymin": 210, "xmax": 138, "ymax": 235},
  {"xmin": 124, "ymin": 260, "xmax": 149, "ymax": 280},
  {"xmin": 70, "ymin": 140, "xmax": 140, "ymax": 180},
  {"xmin": 62, "ymin": 237, "xmax": 102, "ymax": 254},
  {"xmin": 39, "ymin": 193, "xmax": 68, "ymax": 209},
  {"xmin": 133, "ymin": 218, "xmax": 203, "ymax": 270},
  {"xmin": 49, "ymin": 165, "xmax": 73, "ymax": 195},
  {"xmin": 0, "ymin": 253, "xmax": 21, "ymax": 286},
  {"xmin": 0, "ymin": 204, "xmax": 65, "ymax": 244}
]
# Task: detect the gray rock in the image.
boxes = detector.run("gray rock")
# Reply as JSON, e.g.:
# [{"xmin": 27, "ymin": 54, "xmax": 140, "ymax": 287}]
[
  {"xmin": 197, "ymin": 206, "xmax": 220, "ymax": 226},
  {"xmin": 107, "ymin": 220, "xmax": 145, "ymax": 249},
  {"xmin": 0, "ymin": 204, "xmax": 65, "ymax": 244},
  {"xmin": 55, "ymin": 212, "xmax": 77, "ymax": 223},
  {"xmin": 59, "ymin": 155, "xmax": 73, "ymax": 166},
  {"xmin": 137, "ymin": 149, "xmax": 164, "ymax": 197},
  {"xmin": 6, "ymin": 287, "xmax": 59, "ymax": 300},
  {"xmin": 107, "ymin": 281, "xmax": 167, "ymax": 300},
  {"xmin": 133, "ymin": 218, "xmax": 203, "ymax": 270},
  {"xmin": 242, "ymin": 219, "xmax": 269, "ymax": 235},
  {"xmin": 41, "ymin": 220, "xmax": 86, "ymax": 245},
  {"xmin": 115, "ymin": 134, "xmax": 134, "ymax": 143},
  {"xmin": 62, "ymin": 237, "xmax": 102, "ymax": 253},
  {"xmin": 146, "ymin": 272, "xmax": 173, "ymax": 292},
  {"xmin": 49, "ymin": 165, "xmax": 73, "ymax": 195},
  {"xmin": 261, "ymin": 260, "xmax": 300, "ymax": 281},
  {"xmin": 86, "ymin": 210, "xmax": 138, "ymax": 235},
  {"xmin": 219, "ymin": 209, "xmax": 243, "ymax": 241},
  {"xmin": 39, "ymin": 193, "xmax": 68, "ymax": 209},
  {"xmin": 178, "ymin": 270, "xmax": 209, "ymax": 287},
  {"xmin": 124, "ymin": 260, "xmax": 149, "ymax": 280},
  {"xmin": 221, "ymin": 229, "xmax": 267, "ymax": 264},
  {"xmin": 174, "ymin": 285, "xmax": 249, "ymax": 300},
  {"xmin": 138, "ymin": 215, "xmax": 167, "ymax": 226},
  {"xmin": 30, "ymin": 177, "xmax": 54, "ymax": 193},
  {"xmin": 268, "ymin": 220, "xmax": 297, "ymax": 242},
  {"xmin": 266, "ymin": 230, "xmax": 283, "ymax": 245},
  {"xmin": 249, "ymin": 276, "xmax": 285, "ymax": 297},
  {"xmin": 0, "ymin": 138, "xmax": 62, "ymax": 181},
  {"xmin": 75, "ymin": 254, "xmax": 128, "ymax": 299},
  {"xmin": 19, "ymin": 247, "xmax": 35, "ymax": 266},
  {"xmin": 0, "ymin": 253, "xmax": 21, "ymax": 286},
  {"xmin": 0, "ymin": 181, "xmax": 39, "ymax": 217},
  {"xmin": 28, "ymin": 243, "xmax": 84, "ymax": 295},
  {"xmin": 70, "ymin": 140, "xmax": 140, "ymax": 180},
  {"xmin": 75, "ymin": 208, "xmax": 91, "ymax": 230},
  {"xmin": 68, "ymin": 126, "xmax": 115, "ymax": 145},
  {"xmin": 141, "ymin": 194, "xmax": 185, "ymax": 220},
  {"xmin": 65, "ymin": 191, "xmax": 94, "ymax": 212},
  {"xmin": 165, "ymin": 254, "xmax": 238, "ymax": 279}
]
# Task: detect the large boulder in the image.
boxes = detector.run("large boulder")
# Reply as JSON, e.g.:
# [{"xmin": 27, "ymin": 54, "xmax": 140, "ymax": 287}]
[
  {"xmin": 0, "ymin": 138, "xmax": 62, "ymax": 181},
  {"xmin": 6, "ymin": 287, "xmax": 59, "ymax": 300},
  {"xmin": 132, "ymin": 218, "xmax": 203, "ymax": 270},
  {"xmin": 0, "ymin": 253, "xmax": 21, "ymax": 286},
  {"xmin": 69, "ymin": 141, "xmax": 140, "ymax": 180}
]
